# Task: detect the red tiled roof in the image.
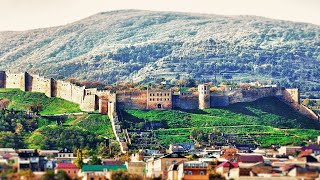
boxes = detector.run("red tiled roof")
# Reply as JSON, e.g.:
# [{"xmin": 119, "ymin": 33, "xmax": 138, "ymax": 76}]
[
  {"xmin": 56, "ymin": 163, "xmax": 78, "ymax": 170},
  {"xmin": 2, "ymin": 153, "xmax": 13, "ymax": 159},
  {"xmin": 237, "ymin": 155, "xmax": 264, "ymax": 163},
  {"xmin": 298, "ymin": 150, "xmax": 312, "ymax": 158},
  {"xmin": 216, "ymin": 161, "xmax": 239, "ymax": 169}
]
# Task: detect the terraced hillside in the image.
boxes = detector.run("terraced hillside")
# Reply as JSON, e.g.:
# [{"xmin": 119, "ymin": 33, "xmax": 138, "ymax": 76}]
[
  {"xmin": 121, "ymin": 97, "xmax": 320, "ymax": 148},
  {"xmin": 0, "ymin": 89, "xmax": 115, "ymax": 152}
]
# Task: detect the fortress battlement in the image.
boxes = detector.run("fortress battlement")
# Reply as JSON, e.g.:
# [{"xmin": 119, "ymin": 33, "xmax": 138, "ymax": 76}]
[{"xmin": 0, "ymin": 71, "xmax": 312, "ymax": 120}]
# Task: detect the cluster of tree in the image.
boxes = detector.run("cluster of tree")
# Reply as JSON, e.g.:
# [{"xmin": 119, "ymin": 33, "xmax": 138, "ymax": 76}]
[
  {"xmin": 111, "ymin": 170, "xmax": 144, "ymax": 180},
  {"xmin": 0, "ymin": 110, "xmax": 38, "ymax": 133},
  {"xmin": 0, "ymin": 110, "xmax": 38, "ymax": 148},
  {"xmin": 29, "ymin": 126, "xmax": 105, "ymax": 151}
]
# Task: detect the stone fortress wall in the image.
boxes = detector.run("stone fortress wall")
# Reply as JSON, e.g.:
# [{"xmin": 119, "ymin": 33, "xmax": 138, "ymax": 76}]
[
  {"xmin": 1, "ymin": 71, "xmax": 318, "ymax": 153},
  {"xmin": 0, "ymin": 71, "xmax": 317, "ymax": 121},
  {"xmin": 0, "ymin": 71, "xmax": 97, "ymax": 112}
]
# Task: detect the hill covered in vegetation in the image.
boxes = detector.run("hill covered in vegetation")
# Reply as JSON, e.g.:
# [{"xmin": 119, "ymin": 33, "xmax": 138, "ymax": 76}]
[
  {"xmin": 0, "ymin": 89, "xmax": 115, "ymax": 153},
  {"xmin": 122, "ymin": 97, "xmax": 320, "ymax": 148},
  {"xmin": 0, "ymin": 89, "xmax": 81, "ymax": 115},
  {"xmin": 0, "ymin": 10, "xmax": 319, "ymax": 92}
]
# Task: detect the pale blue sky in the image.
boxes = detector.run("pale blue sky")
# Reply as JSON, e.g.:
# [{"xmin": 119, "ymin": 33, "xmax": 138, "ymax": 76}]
[{"xmin": 0, "ymin": 0, "xmax": 319, "ymax": 31}]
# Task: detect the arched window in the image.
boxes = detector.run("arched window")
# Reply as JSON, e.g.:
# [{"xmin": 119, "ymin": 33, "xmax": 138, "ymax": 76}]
[
  {"xmin": 188, "ymin": 171, "xmax": 192, "ymax": 175},
  {"xmin": 200, "ymin": 171, "xmax": 205, "ymax": 175},
  {"xmin": 172, "ymin": 160, "xmax": 177, "ymax": 164}
]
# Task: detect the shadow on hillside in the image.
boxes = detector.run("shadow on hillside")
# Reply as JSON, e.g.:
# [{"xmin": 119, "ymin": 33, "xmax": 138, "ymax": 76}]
[
  {"xmin": 222, "ymin": 104, "xmax": 258, "ymax": 117},
  {"xmin": 235, "ymin": 97, "xmax": 320, "ymax": 130},
  {"xmin": 120, "ymin": 110, "xmax": 144, "ymax": 123},
  {"xmin": 249, "ymin": 97, "xmax": 302, "ymax": 118},
  {"xmin": 180, "ymin": 109, "xmax": 209, "ymax": 114}
]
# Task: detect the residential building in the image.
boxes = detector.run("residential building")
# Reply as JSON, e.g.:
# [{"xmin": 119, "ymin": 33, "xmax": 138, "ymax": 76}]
[
  {"xmin": 216, "ymin": 161, "xmax": 239, "ymax": 180},
  {"xmin": 55, "ymin": 163, "xmax": 79, "ymax": 179},
  {"xmin": 126, "ymin": 161, "xmax": 146, "ymax": 177},
  {"xmin": 146, "ymin": 153, "xmax": 187, "ymax": 179},
  {"xmin": 278, "ymin": 146, "xmax": 302, "ymax": 155},
  {"xmin": 236, "ymin": 154, "xmax": 264, "ymax": 164},
  {"xmin": 302, "ymin": 145, "xmax": 320, "ymax": 156},
  {"xmin": 168, "ymin": 143, "xmax": 195, "ymax": 153},
  {"xmin": 57, "ymin": 148, "xmax": 75, "ymax": 163},
  {"xmin": 17, "ymin": 149, "xmax": 46, "ymax": 172},
  {"xmin": 180, "ymin": 161, "xmax": 209, "ymax": 180},
  {"xmin": 79, "ymin": 164, "xmax": 127, "ymax": 180}
]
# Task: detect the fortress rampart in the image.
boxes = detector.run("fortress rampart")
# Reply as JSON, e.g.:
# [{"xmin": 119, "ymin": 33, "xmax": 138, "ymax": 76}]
[
  {"xmin": 0, "ymin": 71, "xmax": 317, "ymax": 121},
  {"xmin": 0, "ymin": 71, "xmax": 96, "ymax": 112},
  {"xmin": 1, "ymin": 71, "xmax": 318, "ymax": 153}
]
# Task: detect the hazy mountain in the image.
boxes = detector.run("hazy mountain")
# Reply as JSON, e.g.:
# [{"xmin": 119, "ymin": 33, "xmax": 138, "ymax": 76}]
[{"xmin": 0, "ymin": 10, "xmax": 319, "ymax": 91}]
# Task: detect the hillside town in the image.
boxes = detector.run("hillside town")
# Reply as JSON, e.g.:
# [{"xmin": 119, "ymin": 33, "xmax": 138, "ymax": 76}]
[
  {"xmin": 2, "ymin": 142, "xmax": 320, "ymax": 179},
  {"xmin": 1, "ymin": 0, "xmax": 320, "ymax": 179},
  {"xmin": 1, "ymin": 71, "xmax": 320, "ymax": 179}
]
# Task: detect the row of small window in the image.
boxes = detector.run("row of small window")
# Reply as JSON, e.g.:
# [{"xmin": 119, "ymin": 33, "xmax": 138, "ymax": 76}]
[
  {"xmin": 183, "ymin": 163, "xmax": 208, "ymax": 168},
  {"xmin": 181, "ymin": 92, "xmax": 192, "ymax": 96},
  {"xmin": 67, "ymin": 170, "xmax": 77, "ymax": 174},
  {"xmin": 184, "ymin": 171, "xmax": 206, "ymax": 175},
  {"xmin": 150, "ymin": 98, "xmax": 170, "ymax": 101},
  {"xmin": 58, "ymin": 154, "xmax": 72, "ymax": 157},
  {"xmin": 164, "ymin": 160, "xmax": 177, "ymax": 165},
  {"xmin": 150, "ymin": 93, "xmax": 170, "ymax": 96}
]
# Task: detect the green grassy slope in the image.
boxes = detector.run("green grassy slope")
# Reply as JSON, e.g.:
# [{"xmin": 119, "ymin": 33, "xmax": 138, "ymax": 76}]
[
  {"xmin": 122, "ymin": 97, "xmax": 320, "ymax": 147},
  {"xmin": 0, "ymin": 89, "xmax": 81, "ymax": 115},
  {"xmin": 0, "ymin": 89, "xmax": 115, "ymax": 151},
  {"xmin": 27, "ymin": 114, "xmax": 115, "ymax": 150}
]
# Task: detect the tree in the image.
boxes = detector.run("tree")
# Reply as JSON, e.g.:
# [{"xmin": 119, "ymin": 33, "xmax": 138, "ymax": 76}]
[
  {"xmin": 41, "ymin": 170, "xmax": 55, "ymax": 180},
  {"xmin": 190, "ymin": 128, "xmax": 207, "ymax": 143},
  {"xmin": 209, "ymin": 173, "xmax": 226, "ymax": 180},
  {"xmin": 28, "ymin": 102, "xmax": 43, "ymax": 113},
  {"xmin": 56, "ymin": 170, "xmax": 72, "ymax": 180},
  {"xmin": 187, "ymin": 154, "xmax": 199, "ymax": 160},
  {"xmin": 111, "ymin": 170, "xmax": 143, "ymax": 180},
  {"xmin": 88, "ymin": 155, "xmax": 102, "ymax": 165},
  {"xmin": 74, "ymin": 149, "xmax": 83, "ymax": 168}
]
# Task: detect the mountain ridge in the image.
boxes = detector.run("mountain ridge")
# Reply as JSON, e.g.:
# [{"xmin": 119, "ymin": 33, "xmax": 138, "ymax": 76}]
[{"xmin": 0, "ymin": 9, "xmax": 319, "ymax": 91}]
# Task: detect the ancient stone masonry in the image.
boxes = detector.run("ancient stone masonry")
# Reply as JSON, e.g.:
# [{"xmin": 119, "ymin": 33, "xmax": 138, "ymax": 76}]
[
  {"xmin": 0, "ymin": 71, "xmax": 100, "ymax": 112},
  {"xmin": 0, "ymin": 71, "xmax": 317, "ymax": 120},
  {"xmin": 198, "ymin": 84, "xmax": 210, "ymax": 109},
  {"xmin": 172, "ymin": 91, "xmax": 199, "ymax": 110},
  {"xmin": 147, "ymin": 90, "xmax": 172, "ymax": 110},
  {"xmin": 116, "ymin": 90, "xmax": 148, "ymax": 110}
]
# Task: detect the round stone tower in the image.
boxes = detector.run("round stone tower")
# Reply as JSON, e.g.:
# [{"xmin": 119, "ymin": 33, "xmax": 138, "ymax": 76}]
[{"xmin": 198, "ymin": 84, "xmax": 210, "ymax": 109}]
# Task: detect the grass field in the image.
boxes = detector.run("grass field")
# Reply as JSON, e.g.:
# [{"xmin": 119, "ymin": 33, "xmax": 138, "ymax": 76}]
[
  {"xmin": 123, "ymin": 97, "xmax": 320, "ymax": 147},
  {"xmin": 0, "ymin": 88, "xmax": 81, "ymax": 115}
]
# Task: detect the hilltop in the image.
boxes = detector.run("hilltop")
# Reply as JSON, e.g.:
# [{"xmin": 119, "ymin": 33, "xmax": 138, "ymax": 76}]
[{"xmin": 0, "ymin": 10, "xmax": 319, "ymax": 91}]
